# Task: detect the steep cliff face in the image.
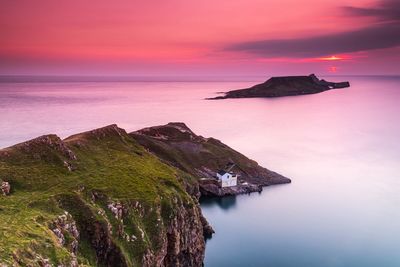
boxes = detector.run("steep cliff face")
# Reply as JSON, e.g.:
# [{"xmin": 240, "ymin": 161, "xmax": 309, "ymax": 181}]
[
  {"xmin": 0, "ymin": 123, "xmax": 287, "ymax": 266},
  {"xmin": 142, "ymin": 201, "xmax": 205, "ymax": 267},
  {"xmin": 0, "ymin": 124, "xmax": 207, "ymax": 266}
]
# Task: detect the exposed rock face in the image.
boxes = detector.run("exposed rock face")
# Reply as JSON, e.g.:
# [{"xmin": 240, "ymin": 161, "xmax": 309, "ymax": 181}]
[
  {"xmin": 131, "ymin": 122, "xmax": 291, "ymax": 197},
  {"xmin": 200, "ymin": 211, "xmax": 215, "ymax": 238},
  {"xmin": 1, "ymin": 181, "xmax": 10, "ymax": 196},
  {"xmin": 0, "ymin": 123, "xmax": 290, "ymax": 266},
  {"xmin": 107, "ymin": 202, "xmax": 124, "ymax": 220},
  {"xmin": 164, "ymin": 204, "xmax": 205, "ymax": 267},
  {"xmin": 57, "ymin": 193, "xmax": 129, "ymax": 267},
  {"xmin": 208, "ymin": 74, "xmax": 350, "ymax": 99},
  {"xmin": 10, "ymin": 134, "xmax": 77, "ymax": 160},
  {"xmin": 142, "ymin": 201, "xmax": 206, "ymax": 267},
  {"xmin": 57, "ymin": 193, "xmax": 207, "ymax": 267},
  {"xmin": 50, "ymin": 212, "xmax": 80, "ymax": 267}
]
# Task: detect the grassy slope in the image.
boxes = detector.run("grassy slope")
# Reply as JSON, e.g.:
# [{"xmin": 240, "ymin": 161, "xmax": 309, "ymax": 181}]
[
  {"xmin": 130, "ymin": 123, "xmax": 290, "ymax": 185},
  {"xmin": 0, "ymin": 125, "xmax": 196, "ymax": 266}
]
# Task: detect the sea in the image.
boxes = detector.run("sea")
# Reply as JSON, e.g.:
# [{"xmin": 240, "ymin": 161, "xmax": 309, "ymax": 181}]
[{"xmin": 1, "ymin": 76, "xmax": 399, "ymax": 266}]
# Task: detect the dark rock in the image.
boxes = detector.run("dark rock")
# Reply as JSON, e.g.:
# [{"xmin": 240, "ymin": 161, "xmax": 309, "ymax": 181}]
[
  {"xmin": 199, "ymin": 179, "xmax": 263, "ymax": 197},
  {"xmin": 207, "ymin": 74, "xmax": 350, "ymax": 99},
  {"xmin": 57, "ymin": 194, "xmax": 128, "ymax": 267},
  {"xmin": 200, "ymin": 213, "xmax": 215, "ymax": 238},
  {"xmin": 141, "ymin": 201, "xmax": 206, "ymax": 267}
]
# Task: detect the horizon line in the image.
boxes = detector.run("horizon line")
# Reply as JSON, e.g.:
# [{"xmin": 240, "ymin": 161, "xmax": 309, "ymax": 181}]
[{"xmin": 1, "ymin": 74, "xmax": 399, "ymax": 83}]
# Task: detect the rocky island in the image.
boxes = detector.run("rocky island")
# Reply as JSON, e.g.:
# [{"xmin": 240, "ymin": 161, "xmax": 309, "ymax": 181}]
[
  {"xmin": 0, "ymin": 123, "xmax": 290, "ymax": 266},
  {"xmin": 208, "ymin": 74, "xmax": 350, "ymax": 99}
]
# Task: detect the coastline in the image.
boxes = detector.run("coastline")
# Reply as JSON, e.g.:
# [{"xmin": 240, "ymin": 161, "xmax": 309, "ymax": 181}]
[{"xmin": 0, "ymin": 123, "xmax": 289, "ymax": 266}]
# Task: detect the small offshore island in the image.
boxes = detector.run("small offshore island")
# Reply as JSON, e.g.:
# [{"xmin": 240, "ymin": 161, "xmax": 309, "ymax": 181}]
[
  {"xmin": 208, "ymin": 74, "xmax": 350, "ymax": 99},
  {"xmin": 0, "ymin": 123, "xmax": 289, "ymax": 266}
]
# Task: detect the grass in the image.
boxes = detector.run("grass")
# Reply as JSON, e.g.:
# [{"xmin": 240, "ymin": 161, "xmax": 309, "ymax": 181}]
[
  {"xmin": 131, "ymin": 131, "xmax": 263, "ymax": 179},
  {"xmin": 0, "ymin": 126, "xmax": 198, "ymax": 266}
]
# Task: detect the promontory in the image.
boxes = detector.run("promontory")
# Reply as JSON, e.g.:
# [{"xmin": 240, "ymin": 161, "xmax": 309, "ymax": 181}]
[{"xmin": 0, "ymin": 123, "xmax": 290, "ymax": 266}]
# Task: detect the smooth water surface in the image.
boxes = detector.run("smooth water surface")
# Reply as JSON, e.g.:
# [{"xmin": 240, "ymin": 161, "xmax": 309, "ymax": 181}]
[{"xmin": 1, "ymin": 76, "xmax": 399, "ymax": 266}]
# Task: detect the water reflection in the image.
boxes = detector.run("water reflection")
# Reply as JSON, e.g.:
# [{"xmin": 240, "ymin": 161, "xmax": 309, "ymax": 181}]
[
  {"xmin": 1, "ymin": 77, "xmax": 399, "ymax": 266},
  {"xmin": 200, "ymin": 195, "xmax": 237, "ymax": 211}
]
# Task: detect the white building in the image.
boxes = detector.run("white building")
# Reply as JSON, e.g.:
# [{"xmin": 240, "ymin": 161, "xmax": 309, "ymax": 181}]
[{"xmin": 216, "ymin": 170, "xmax": 238, "ymax": 187}]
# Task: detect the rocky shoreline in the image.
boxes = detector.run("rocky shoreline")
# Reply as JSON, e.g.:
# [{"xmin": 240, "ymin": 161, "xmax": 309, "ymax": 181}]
[
  {"xmin": 0, "ymin": 123, "xmax": 290, "ymax": 266},
  {"xmin": 199, "ymin": 178, "xmax": 262, "ymax": 197}
]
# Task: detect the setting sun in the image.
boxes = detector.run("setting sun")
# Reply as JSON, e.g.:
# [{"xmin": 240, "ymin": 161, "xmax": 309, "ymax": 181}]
[{"xmin": 319, "ymin": 55, "xmax": 343, "ymax": 61}]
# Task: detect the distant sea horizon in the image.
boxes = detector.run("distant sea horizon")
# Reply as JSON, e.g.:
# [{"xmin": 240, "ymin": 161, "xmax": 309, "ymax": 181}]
[{"xmin": 1, "ymin": 74, "xmax": 399, "ymax": 83}]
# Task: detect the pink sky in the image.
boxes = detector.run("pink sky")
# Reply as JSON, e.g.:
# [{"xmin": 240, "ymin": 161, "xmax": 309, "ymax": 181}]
[{"xmin": 0, "ymin": 0, "xmax": 399, "ymax": 76}]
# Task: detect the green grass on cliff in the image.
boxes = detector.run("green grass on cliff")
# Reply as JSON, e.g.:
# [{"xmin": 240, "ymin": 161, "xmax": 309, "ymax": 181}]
[
  {"xmin": 0, "ymin": 125, "xmax": 197, "ymax": 266},
  {"xmin": 130, "ymin": 123, "xmax": 290, "ymax": 186}
]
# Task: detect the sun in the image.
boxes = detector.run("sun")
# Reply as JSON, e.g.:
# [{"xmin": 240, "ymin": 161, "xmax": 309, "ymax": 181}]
[{"xmin": 319, "ymin": 55, "xmax": 343, "ymax": 61}]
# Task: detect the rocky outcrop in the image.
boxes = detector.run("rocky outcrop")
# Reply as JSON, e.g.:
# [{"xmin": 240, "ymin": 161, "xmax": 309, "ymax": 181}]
[
  {"xmin": 9, "ymin": 134, "xmax": 77, "ymax": 160},
  {"xmin": 64, "ymin": 124, "xmax": 127, "ymax": 144},
  {"xmin": 142, "ymin": 201, "xmax": 206, "ymax": 267},
  {"xmin": 0, "ymin": 123, "xmax": 290, "ymax": 266},
  {"xmin": 57, "ymin": 189, "xmax": 208, "ymax": 267},
  {"xmin": 199, "ymin": 179, "xmax": 262, "ymax": 197},
  {"xmin": 200, "ymin": 212, "xmax": 215, "ymax": 238},
  {"xmin": 1, "ymin": 181, "xmax": 10, "ymax": 196},
  {"xmin": 208, "ymin": 74, "xmax": 350, "ymax": 99},
  {"xmin": 131, "ymin": 122, "xmax": 291, "ymax": 197},
  {"xmin": 163, "ymin": 203, "xmax": 205, "ymax": 267},
  {"xmin": 57, "ymin": 193, "xmax": 129, "ymax": 267},
  {"xmin": 50, "ymin": 212, "xmax": 80, "ymax": 267}
]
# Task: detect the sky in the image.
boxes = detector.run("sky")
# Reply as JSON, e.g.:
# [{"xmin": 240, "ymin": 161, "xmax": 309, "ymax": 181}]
[{"xmin": 0, "ymin": 0, "xmax": 399, "ymax": 77}]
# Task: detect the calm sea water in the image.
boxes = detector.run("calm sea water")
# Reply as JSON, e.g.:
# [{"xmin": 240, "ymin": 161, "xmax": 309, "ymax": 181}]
[{"xmin": 1, "ymin": 76, "xmax": 399, "ymax": 266}]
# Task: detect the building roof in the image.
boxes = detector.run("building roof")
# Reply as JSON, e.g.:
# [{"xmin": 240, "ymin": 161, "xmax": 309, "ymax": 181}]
[
  {"xmin": 217, "ymin": 170, "xmax": 228, "ymax": 176},
  {"xmin": 226, "ymin": 163, "xmax": 236, "ymax": 172}
]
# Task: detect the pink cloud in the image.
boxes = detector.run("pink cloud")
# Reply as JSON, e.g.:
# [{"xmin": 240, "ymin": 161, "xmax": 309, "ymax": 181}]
[{"xmin": 0, "ymin": 0, "xmax": 398, "ymax": 75}]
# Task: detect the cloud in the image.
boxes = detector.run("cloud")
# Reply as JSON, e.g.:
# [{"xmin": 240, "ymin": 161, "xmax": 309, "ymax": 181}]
[
  {"xmin": 227, "ymin": 23, "xmax": 400, "ymax": 58},
  {"xmin": 226, "ymin": 0, "xmax": 400, "ymax": 58},
  {"xmin": 342, "ymin": 0, "xmax": 400, "ymax": 22}
]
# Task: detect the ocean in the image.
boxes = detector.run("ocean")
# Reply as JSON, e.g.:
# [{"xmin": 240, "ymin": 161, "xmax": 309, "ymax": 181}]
[{"xmin": 1, "ymin": 76, "xmax": 399, "ymax": 266}]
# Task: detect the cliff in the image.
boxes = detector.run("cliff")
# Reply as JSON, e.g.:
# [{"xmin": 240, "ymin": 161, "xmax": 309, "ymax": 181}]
[
  {"xmin": 0, "ymin": 123, "xmax": 289, "ymax": 266},
  {"xmin": 0, "ymin": 125, "xmax": 207, "ymax": 266},
  {"xmin": 130, "ymin": 123, "xmax": 291, "ymax": 196},
  {"xmin": 208, "ymin": 74, "xmax": 350, "ymax": 99}
]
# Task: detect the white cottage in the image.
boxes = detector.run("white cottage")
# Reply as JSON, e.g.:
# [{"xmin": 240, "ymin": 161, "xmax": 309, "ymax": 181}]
[{"xmin": 216, "ymin": 170, "xmax": 238, "ymax": 187}]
